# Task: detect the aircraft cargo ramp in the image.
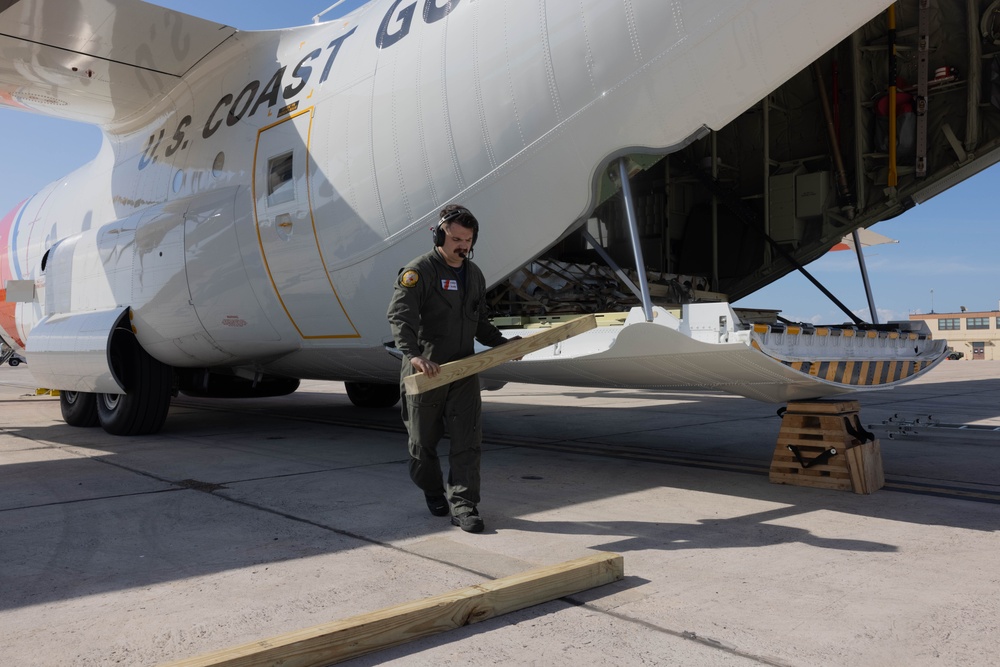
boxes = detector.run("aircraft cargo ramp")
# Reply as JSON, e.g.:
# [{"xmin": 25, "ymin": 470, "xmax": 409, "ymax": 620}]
[{"xmin": 483, "ymin": 304, "xmax": 948, "ymax": 403}]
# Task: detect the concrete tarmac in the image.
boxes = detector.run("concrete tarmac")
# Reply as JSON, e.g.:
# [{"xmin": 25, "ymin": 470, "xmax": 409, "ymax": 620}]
[{"xmin": 1, "ymin": 360, "xmax": 998, "ymax": 666}]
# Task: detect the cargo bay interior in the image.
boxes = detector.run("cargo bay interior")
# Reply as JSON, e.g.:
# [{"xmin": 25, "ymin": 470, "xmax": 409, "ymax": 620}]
[{"xmin": 487, "ymin": 1, "xmax": 1000, "ymax": 326}]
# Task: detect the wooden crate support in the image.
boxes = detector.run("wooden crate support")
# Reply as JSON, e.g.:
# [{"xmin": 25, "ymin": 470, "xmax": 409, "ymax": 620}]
[{"xmin": 769, "ymin": 400, "xmax": 884, "ymax": 494}]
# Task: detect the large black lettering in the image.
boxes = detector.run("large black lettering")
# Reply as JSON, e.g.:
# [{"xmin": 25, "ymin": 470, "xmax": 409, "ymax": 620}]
[
  {"xmin": 284, "ymin": 49, "xmax": 321, "ymax": 98},
  {"xmin": 320, "ymin": 28, "xmax": 357, "ymax": 83},
  {"xmin": 423, "ymin": 0, "xmax": 459, "ymax": 24},
  {"xmin": 227, "ymin": 80, "xmax": 260, "ymax": 126},
  {"xmin": 164, "ymin": 115, "xmax": 192, "ymax": 157},
  {"xmin": 203, "ymin": 94, "xmax": 232, "ymax": 139},
  {"xmin": 138, "ymin": 128, "xmax": 165, "ymax": 170},
  {"xmin": 376, "ymin": 0, "xmax": 416, "ymax": 49},
  {"xmin": 251, "ymin": 66, "xmax": 286, "ymax": 117}
]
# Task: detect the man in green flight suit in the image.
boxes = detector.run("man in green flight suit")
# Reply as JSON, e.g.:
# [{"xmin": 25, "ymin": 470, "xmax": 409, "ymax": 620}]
[{"xmin": 387, "ymin": 204, "xmax": 517, "ymax": 533}]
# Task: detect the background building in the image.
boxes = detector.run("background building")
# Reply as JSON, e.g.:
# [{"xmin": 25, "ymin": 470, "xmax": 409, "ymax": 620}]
[{"xmin": 909, "ymin": 305, "xmax": 1000, "ymax": 360}]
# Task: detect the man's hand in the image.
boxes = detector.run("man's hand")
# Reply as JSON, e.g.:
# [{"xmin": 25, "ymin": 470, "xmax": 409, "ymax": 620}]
[
  {"xmin": 505, "ymin": 336, "xmax": 524, "ymax": 361},
  {"xmin": 410, "ymin": 355, "xmax": 441, "ymax": 377}
]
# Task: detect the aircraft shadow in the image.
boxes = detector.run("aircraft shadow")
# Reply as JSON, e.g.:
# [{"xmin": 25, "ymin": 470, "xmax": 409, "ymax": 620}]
[{"xmin": 1, "ymin": 371, "xmax": 999, "ymax": 613}]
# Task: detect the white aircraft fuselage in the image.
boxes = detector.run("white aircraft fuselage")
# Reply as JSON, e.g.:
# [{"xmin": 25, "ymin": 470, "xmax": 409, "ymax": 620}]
[{"xmin": 6, "ymin": 0, "xmax": 940, "ymax": 435}]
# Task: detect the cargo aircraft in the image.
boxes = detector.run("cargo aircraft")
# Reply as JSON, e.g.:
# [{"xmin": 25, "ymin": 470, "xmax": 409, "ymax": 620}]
[{"xmin": 0, "ymin": 0, "xmax": 991, "ymax": 435}]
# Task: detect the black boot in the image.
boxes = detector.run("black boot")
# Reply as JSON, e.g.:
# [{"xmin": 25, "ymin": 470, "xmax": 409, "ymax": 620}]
[
  {"xmin": 424, "ymin": 494, "xmax": 449, "ymax": 517},
  {"xmin": 451, "ymin": 506, "xmax": 484, "ymax": 533}
]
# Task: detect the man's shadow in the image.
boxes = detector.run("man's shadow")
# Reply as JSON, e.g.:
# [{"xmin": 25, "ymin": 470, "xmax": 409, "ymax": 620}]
[{"xmin": 500, "ymin": 505, "xmax": 897, "ymax": 553}]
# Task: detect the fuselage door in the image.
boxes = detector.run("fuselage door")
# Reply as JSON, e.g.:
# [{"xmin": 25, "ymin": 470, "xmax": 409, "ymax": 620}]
[{"xmin": 252, "ymin": 109, "xmax": 359, "ymax": 339}]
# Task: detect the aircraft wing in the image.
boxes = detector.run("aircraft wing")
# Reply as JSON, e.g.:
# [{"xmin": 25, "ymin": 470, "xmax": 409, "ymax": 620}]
[{"xmin": 0, "ymin": 0, "xmax": 236, "ymax": 125}]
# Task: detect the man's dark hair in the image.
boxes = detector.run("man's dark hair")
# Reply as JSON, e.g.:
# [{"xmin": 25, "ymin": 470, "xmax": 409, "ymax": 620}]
[{"xmin": 434, "ymin": 204, "xmax": 479, "ymax": 246}]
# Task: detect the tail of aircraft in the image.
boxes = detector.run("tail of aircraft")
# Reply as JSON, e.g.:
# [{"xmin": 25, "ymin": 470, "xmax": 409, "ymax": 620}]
[{"xmin": 0, "ymin": 0, "xmax": 236, "ymax": 126}]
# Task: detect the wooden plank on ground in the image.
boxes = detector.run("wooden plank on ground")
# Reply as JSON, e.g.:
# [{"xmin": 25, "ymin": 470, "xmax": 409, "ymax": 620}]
[
  {"xmin": 162, "ymin": 552, "xmax": 624, "ymax": 667},
  {"xmin": 403, "ymin": 313, "xmax": 597, "ymax": 395}
]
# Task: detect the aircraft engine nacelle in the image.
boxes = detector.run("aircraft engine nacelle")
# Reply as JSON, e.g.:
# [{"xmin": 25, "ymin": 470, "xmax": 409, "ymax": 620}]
[
  {"xmin": 26, "ymin": 208, "xmax": 203, "ymax": 392},
  {"xmin": 24, "ymin": 190, "xmax": 269, "ymax": 392}
]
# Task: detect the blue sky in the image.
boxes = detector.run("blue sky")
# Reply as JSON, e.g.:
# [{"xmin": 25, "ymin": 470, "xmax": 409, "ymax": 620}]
[
  {"xmin": 735, "ymin": 172, "xmax": 1000, "ymax": 323},
  {"xmin": 2, "ymin": 0, "xmax": 998, "ymax": 325}
]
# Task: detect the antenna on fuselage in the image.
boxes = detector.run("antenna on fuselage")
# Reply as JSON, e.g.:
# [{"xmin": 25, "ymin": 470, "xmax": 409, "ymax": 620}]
[{"xmin": 313, "ymin": 0, "xmax": 348, "ymax": 23}]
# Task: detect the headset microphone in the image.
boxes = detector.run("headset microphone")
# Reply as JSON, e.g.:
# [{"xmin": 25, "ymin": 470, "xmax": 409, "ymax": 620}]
[{"xmin": 432, "ymin": 205, "xmax": 479, "ymax": 250}]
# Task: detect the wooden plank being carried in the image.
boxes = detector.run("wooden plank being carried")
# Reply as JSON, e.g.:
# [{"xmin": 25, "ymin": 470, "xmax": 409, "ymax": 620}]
[
  {"xmin": 162, "ymin": 552, "xmax": 624, "ymax": 667},
  {"xmin": 403, "ymin": 313, "xmax": 597, "ymax": 395}
]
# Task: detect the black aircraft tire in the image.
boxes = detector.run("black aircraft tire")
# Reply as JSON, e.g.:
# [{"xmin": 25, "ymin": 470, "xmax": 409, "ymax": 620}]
[
  {"xmin": 345, "ymin": 381, "xmax": 401, "ymax": 408},
  {"xmin": 60, "ymin": 391, "xmax": 99, "ymax": 427},
  {"xmin": 9, "ymin": 358, "xmax": 19, "ymax": 366},
  {"xmin": 97, "ymin": 333, "xmax": 173, "ymax": 436}
]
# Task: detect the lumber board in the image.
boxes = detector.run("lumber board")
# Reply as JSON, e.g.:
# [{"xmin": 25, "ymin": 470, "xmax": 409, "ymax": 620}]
[
  {"xmin": 779, "ymin": 439, "xmax": 852, "ymax": 450},
  {"xmin": 846, "ymin": 445, "xmax": 867, "ymax": 494},
  {"xmin": 771, "ymin": 459, "xmax": 852, "ymax": 475},
  {"xmin": 869, "ymin": 440, "xmax": 885, "ymax": 491},
  {"xmin": 845, "ymin": 440, "xmax": 885, "ymax": 494},
  {"xmin": 403, "ymin": 314, "xmax": 597, "ymax": 394},
  {"xmin": 162, "ymin": 551, "xmax": 623, "ymax": 667},
  {"xmin": 781, "ymin": 415, "xmax": 857, "ymax": 428},
  {"xmin": 771, "ymin": 460, "xmax": 852, "ymax": 475},
  {"xmin": 769, "ymin": 471, "xmax": 853, "ymax": 490},
  {"xmin": 771, "ymin": 467, "xmax": 853, "ymax": 480},
  {"xmin": 769, "ymin": 463, "xmax": 852, "ymax": 477},
  {"xmin": 784, "ymin": 400, "xmax": 860, "ymax": 415},
  {"xmin": 778, "ymin": 426, "xmax": 855, "ymax": 443}
]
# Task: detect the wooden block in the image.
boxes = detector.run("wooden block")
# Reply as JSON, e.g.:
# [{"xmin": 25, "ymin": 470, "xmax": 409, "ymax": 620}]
[
  {"xmin": 162, "ymin": 552, "xmax": 624, "ymax": 667},
  {"xmin": 772, "ymin": 402, "xmax": 883, "ymax": 494},
  {"xmin": 404, "ymin": 314, "xmax": 597, "ymax": 395},
  {"xmin": 845, "ymin": 440, "xmax": 885, "ymax": 494}
]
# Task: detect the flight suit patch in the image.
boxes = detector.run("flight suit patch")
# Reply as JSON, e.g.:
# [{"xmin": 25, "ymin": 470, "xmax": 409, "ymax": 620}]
[{"xmin": 400, "ymin": 270, "xmax": 419, "ymax": 288}]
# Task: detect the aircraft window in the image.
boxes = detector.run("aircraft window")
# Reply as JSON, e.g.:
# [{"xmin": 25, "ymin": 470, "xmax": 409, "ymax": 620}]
[
  {"xmin": 172, "ymin": 170, "xmax": 185, "ymax": 193},
  {"xmin": 267, "ymin": 151, "xmax": 295, "ymax": 206},
  {"xmin": 212, "ymin": 151, "xmax": 225, "ymax": 176}
]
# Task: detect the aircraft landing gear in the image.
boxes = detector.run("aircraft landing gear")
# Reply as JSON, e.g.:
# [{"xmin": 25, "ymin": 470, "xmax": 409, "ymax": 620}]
[
  {"xmin": 97, "ymin": 329, "xmax": 172, "ymax": 436},
  {"xmin": 60, "ymin": 391, "xmax": 99, "ymax": 427},
  {"xmin": 345, "ymin": 381, "xmax": 400, "ymax": 408}
]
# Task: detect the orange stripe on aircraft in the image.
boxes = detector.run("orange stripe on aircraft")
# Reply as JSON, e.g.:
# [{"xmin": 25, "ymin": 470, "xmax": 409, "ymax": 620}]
[{"xmin": 0, "ymin": 201, "xmax": 26, "ymax": 348}]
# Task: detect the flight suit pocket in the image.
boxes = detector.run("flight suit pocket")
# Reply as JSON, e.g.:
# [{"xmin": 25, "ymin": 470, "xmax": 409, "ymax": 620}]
[
  {"xmin": 463, "ymin": 297, "xmax": 483, "ymax": 323},
  {"xmin": 405, "ymin": 388, "xmax": 447, "ymax": 458}
]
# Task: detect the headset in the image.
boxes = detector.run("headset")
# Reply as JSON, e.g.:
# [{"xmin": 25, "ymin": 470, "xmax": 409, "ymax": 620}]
[{"xmin": 433, "ymin": 205, "xmax": 479, "ymax": 250}]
